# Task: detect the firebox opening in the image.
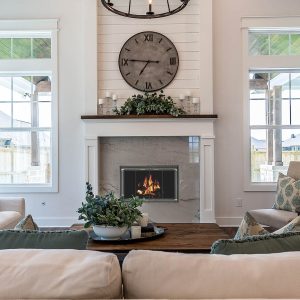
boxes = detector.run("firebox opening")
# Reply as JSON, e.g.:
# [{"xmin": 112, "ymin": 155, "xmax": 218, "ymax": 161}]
[{"xmin": 120, "ymin": 166, "xmax": 178, "ymax": 202}]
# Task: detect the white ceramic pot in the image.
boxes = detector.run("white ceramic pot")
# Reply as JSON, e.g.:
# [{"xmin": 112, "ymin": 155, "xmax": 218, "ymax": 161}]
[{"xmin": 93, "ymin": 225, "xmax": 128, "ymax": 240}]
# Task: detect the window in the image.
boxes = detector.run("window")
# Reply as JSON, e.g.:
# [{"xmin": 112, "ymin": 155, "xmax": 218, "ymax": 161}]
[
  {"xmin": 242, "ymin": 18, "xmax": 300, "ymax": 191},
  {"xmin": 0, "ymin": 20, "xmax": 58, "ymax": 192}
]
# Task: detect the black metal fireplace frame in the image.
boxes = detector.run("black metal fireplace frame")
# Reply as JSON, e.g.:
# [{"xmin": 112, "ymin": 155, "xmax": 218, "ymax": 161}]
[{"xmin": 120, "ymin": 165, "xmax": 179, "ymax": 202}]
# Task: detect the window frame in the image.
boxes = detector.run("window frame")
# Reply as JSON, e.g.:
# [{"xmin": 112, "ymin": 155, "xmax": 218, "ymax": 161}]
[
  {"xmin": 242, "ymin": 17, "xmax": 300, "ymax": 191},
  {"xmin": 0, "ymin": 19, "xmax": 58, "ymax": 193}
]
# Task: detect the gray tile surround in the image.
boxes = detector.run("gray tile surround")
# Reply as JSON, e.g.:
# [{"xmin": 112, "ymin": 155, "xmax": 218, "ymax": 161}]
[{"xmin": 98, "ymin": 136, "xmax": 200, "ymax": 223}]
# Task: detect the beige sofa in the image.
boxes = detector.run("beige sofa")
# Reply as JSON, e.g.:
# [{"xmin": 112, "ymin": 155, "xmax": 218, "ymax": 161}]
[
  {"xmin": 0, "ymin": 249, "xmax": 122, "ymax": 299},
  {"xmin": 0, "ymin": 197, "xmax": 25, "ymax": 229},
  {"xmin": 1, "ymin": 248, "xmax": 300, "ymax": 299},
  {"xmin": 122, "ymin": 250, "xmax": 300, "ymax": 299}
]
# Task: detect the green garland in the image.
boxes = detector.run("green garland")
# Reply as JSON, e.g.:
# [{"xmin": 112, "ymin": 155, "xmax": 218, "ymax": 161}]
[{"xmin": 113, "ymin": 91, "xmax": 185, "ymax": 117}]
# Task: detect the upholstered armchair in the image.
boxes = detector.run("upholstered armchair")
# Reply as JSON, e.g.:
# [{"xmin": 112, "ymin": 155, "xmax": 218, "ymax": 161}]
[
  {"xmin": 249, "ymin": 161, "xmax": 300, "ymax": 229},
  {"xmin": 0, "ymin": 198, "xmax": 25, "ymax": 229}
]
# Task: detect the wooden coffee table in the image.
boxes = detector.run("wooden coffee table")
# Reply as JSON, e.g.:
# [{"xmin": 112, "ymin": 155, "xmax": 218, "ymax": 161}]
[{"xmin": 71, "ymin": 223, "xmax": 229, "ymax": 256}]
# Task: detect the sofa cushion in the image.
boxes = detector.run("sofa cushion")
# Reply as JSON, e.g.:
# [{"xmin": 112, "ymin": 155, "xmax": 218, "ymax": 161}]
[
  {"xmin": 0, "ymin": 211, "xmax": 22, "ymax": 230},
  {"xmin": 273, "ymin": 215, "xmax": 300, "ymax": 234},
  {"xmin": 0, "ymin": 249, "xmax": 122, "ymax": 299},
  {"xmin": 14, "ymin": 214, "xmax": 39, "ymax": 231},
  {"xmin": 0, "ymin": 230, "xmax": 88, "ymax": 250},
  {"xmin": 273, "ymin": 173, "xmax": 300, "ymax": 212},
  {"xmin": 234, "ymin": 211, "xmax": 269, "ymax": 240},
  {"xmin": 211, "ymin": 231, "xmax": 300, "ymax": 255},
  {"xmin": 249, "ymin": 208, "xmax": 297, "ymax": 228},
  {"xmin": 122, "ymin": 249, "xmax": 300, "ymax": 299}
]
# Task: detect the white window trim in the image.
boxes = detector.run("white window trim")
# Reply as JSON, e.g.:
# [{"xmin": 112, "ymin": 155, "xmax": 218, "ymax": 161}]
[
  {"xmin": 0, "ymin": 19, "xmax": 58, "ymax": 193},
  {"xmin": 242, "ymin": 16, "xmax": 300, "ymax": 192}
]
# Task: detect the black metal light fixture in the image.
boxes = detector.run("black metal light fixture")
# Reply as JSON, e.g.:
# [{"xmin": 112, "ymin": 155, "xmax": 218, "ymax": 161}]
[{"xmin": 101, "ymin": 0, "xmax": 190, "ymax": 19}]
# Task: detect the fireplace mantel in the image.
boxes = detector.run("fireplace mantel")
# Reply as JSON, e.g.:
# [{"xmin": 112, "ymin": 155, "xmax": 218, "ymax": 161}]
[
  {"xmin": 82, "ymin": 115, "xmax": 217, "ymax": 223},
  {"xmin": 81, "ymin": 114, "xmax": 218, "ymax": 119}
]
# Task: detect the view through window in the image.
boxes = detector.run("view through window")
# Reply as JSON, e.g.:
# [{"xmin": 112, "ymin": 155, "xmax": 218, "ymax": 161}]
[
  {"xmin": 0, "ymin": 75, "xmax": 52, "ymax": 184},
  {"xmin": 247, "ymin": 28, "xmax": 300, "ymax": 184},
  {"xmin": 0, "ymin": 20, "xmax": 57, "ymax": 190}
]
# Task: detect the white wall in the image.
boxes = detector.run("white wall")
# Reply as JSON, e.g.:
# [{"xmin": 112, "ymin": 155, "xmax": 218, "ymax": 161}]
[
  {"xmin": 96, "ymin": 0, "xmax": 213, "ymax": 113},
  {"xmin": 0, "ymin": 0, "xmax": 93, "ymax": 226},
  {"xmin": 213, "ymin": 0, "xmax": 300, "ymax": 226}
]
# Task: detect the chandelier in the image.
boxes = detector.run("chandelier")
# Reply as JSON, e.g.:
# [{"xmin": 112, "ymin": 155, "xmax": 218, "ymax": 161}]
[{"xmin": 100, "ymin": 0, "xmax": 190, "ymax": 19}]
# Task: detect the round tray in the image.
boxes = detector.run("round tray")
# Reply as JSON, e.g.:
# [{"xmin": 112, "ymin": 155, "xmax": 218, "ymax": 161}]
[{"xmin": 90, "ymin": 226, "xmax": 165, "ymax": 243}]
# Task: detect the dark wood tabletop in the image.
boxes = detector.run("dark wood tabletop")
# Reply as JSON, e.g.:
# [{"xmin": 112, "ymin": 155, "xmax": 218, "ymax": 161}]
[{"xmin": 72, "ymin": 223, "xmax": 229, "ymax": 253}]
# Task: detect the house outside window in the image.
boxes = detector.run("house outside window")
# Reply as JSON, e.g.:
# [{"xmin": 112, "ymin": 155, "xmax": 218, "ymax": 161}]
[
  {"xmin": 242, "ymin": 17, "xmax": 300, "ymax": 191},
  {"xmin": 0, "ymin": 20, "xmax": 58, "ymax": 192}
]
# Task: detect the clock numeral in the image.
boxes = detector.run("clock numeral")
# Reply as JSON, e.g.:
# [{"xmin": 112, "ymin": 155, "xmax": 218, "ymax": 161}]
[
  {"xmin": 170, "ymin": 57, "xmax": 177, "ymax": 65},
  {"xmin": 121, "ymin": 58, "xmax": 129, "ymax": 66},
  {"xmin": 135, "ymin": 80, "xmax": 139, "ymax": 86},
  {"xmin": 167, "ymin": 71, "xmax": 173, "ymax": 76},
  {"xmin": 159, "ymin": 79, "xmax": 163, "ymax": 85},
  {"xmin": 126, "ymin": 72, "xmax": 131, "ymax": 76},
  {"xmin": 135, "ymin": 39, "xmax": 139, "ymax": 44},
  {"xmin": 166, "ymin": 47, "xmax": 172, "ymax": 52},
  {"xmin": 144, "ymin": 34, "xmax": 153, "ymax": 42},
  {"xmin": 145, "ymin": 82, "xmax": 153, "ymax": 90},
  {"xmin": 125, "ymin": 48, "xmax": 131, "ymax": 52},
  {"xmin": 159, "ymin": 38, "xmax": 163, "ymax": 44}
]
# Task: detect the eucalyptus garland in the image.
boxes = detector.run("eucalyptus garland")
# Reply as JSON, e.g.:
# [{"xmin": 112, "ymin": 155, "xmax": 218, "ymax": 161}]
[{"xmin": 113, "ymin": 91, "xmax": 185, "ymax": 117}]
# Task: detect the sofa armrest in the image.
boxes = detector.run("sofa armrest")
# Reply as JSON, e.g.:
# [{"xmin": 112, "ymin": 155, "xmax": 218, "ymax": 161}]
[{"xmin": 0, "ymin": 198, "xmax": 25, "ymax": 218}]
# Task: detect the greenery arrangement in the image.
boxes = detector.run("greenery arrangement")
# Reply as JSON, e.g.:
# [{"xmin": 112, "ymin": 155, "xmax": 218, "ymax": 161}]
[
  {"xmin": 113, "ymin": 91, "xmax": 185, "ymax": 117},
  {"xmin": 77, "ymin": 183, "xmax": 143, "ymax": 228}
]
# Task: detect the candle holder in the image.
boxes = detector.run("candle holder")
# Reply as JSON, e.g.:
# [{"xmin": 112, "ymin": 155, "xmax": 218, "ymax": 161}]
[
  {"xmin": 105, "ymin": 94, "xmax": 112, "ymax": 115},
  {"xmin": 192, "ymin": 97, "xmax": 200, "ymax": 114},
  {"xmin": 193, "ymin": 103, "xmax": 199, "ymax": 114},
  {"xmin": 185, "ymin": 96, "xmax": 191, "ymax": 114},
  {"xmin": 146, "ymin": 1, "xmax": 154, "ymax": 15},
  {"xmin": 113, "ymin": 99, "xmax": 118, "ymax": 114},
  {"xmin": 179, "ymin": 95, "xmax": 185, "ymax": 110},
  {"xmin": 97, "ymin": 103, "xmax": 103, "ymax": 115}
]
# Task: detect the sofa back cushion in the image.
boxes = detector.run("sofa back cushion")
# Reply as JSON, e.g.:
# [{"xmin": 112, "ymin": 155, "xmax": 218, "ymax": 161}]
[
  {"xmin": 211, "ymin": 231, "xmax": 300, "ymax": 255},
  {"xmin": 0, "ymin": 249, "xmax": 122, "ymax": 299},
  {"xmin": 0, "ymin": 230, "xmax": 88, "ymax": 250},
  {"xmin": 122, "ymin": 250, "xmax": 300, "ymax": 299}
]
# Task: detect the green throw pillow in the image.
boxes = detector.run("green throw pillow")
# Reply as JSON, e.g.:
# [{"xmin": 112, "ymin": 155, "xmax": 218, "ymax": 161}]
[
  {"xmin": 211, "ymin": 231, "xmax": 300, "ymax": 255},
  {"xmin": 273, "ymin": 173, "xmax": 300, "ymax": 212},
  {"xmin": 0, "ymin": 230, "xmax": 88, "ymax": 250},
  {"xmin": 234, "ymin": 212, "xmax": 269, "ymax": 240},
  {"xmin": 14, "ymin": 214, "xmax": 39, "ymax": 231}
]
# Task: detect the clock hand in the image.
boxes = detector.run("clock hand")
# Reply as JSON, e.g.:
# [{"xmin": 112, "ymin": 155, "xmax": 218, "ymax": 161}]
[
  {"xmin": 129, "ymin": 59, "xmax": 160, "ymax": 63},
  {"xmin": 139, "ymin": 61, "xmax": 150, "ymax": 75}
]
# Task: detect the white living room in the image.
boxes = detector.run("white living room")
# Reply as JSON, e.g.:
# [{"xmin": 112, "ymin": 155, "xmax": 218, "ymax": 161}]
[{"xmin": 0, "ymin": 0, "xmax": 300, "ymax": 299}]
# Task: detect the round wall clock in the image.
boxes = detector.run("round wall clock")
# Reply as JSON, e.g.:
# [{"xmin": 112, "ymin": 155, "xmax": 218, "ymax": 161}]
[{"xmin": 118, "ymin": 31, "xmax": 179, "ymax": 92}]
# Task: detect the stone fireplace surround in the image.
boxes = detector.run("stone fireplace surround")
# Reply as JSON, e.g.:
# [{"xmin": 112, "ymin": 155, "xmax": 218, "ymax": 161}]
[{"xmin": 82, "ymin": 116, "xmax": 216, "ymax": 223}]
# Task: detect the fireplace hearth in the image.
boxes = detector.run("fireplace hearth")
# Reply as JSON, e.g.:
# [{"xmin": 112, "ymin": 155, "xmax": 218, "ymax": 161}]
[{"xmin": 121, "ymin": 166, "xmax": 178, "ymax": 201}]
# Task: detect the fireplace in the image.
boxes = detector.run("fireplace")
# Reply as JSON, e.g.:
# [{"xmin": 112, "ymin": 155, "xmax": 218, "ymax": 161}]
[
  {"xmin": 120, "ymin": 166, "xmax": 178, "ymax": 201},
  {"xmin": 82, "ymin": 117, "xmax": 216, "ymax": 223}
]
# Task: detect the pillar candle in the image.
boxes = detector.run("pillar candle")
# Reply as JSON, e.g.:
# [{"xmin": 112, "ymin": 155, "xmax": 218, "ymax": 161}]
[
  {"xmin": 139, "ymin": 213, "xmax": 149, "ymax": 227},
  {"xmin": 131, "ymin": 225, "xmax": 141, "ymax": 239}
]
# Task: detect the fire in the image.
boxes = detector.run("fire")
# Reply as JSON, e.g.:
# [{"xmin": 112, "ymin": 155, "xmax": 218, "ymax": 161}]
[{"xmin": 137, "ymin": 174, "xmax": 160, "ymax": 197}]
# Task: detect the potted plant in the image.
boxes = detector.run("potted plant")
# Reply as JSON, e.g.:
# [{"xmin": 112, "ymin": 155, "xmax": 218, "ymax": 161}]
[{"xmin": 77, "ymin": 183, "xmax": 143, "ymax": 240}]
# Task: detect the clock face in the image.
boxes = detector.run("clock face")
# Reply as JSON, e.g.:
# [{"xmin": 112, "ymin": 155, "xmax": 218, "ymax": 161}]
[{"xmin": 118, "ymin": 31, "xmax": 179, "ymax": 92}]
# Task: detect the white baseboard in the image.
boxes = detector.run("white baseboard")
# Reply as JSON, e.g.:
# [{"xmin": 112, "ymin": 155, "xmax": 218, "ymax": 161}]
[
  {"xmin": 216, "ymin": 217, "xmax": 242, "ymax": 227},
  {"xmin": 34, "ymin": 217, "xmax": 82, "ymax": 227}
]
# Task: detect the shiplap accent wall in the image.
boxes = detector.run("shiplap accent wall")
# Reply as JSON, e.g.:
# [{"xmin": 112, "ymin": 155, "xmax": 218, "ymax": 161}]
[{"xmin": 97, "ymin": 0, "xmax": 213, "ymax": 112}]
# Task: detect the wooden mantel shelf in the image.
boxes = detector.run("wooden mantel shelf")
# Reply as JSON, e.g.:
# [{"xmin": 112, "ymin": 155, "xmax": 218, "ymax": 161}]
[{"xmin": 81, "ymin": 114, "xmax": 218, "ymax": 120}]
